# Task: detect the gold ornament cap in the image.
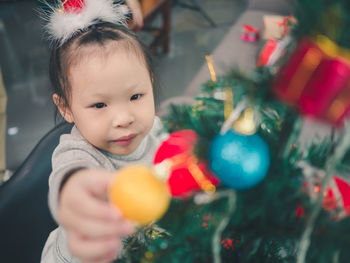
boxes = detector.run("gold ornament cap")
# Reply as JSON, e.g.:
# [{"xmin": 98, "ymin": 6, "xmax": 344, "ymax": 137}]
[{"xmin": 232, "ymin": 107, "xmax": 257, "ymax": 135}]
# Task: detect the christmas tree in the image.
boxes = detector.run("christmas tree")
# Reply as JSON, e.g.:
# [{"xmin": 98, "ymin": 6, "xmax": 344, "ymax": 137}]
[{"xmin": 114, "ymin": 0, "xmax": 350, "ymax": 262}]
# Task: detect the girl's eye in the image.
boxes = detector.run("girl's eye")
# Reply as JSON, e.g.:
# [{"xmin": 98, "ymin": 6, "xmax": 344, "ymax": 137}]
[
  {"xmin": 93, "ymin": 103, "xmax": 106, "ymax": 109},
  {"xmin": 130, "ymin": 94, "xmax": 143, "ymax": 101}
]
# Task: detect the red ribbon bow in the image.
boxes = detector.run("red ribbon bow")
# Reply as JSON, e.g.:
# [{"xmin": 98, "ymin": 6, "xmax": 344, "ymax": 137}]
[{"xmin": 62, "ymin": 0, "xmax": 84, "ymax": 13}]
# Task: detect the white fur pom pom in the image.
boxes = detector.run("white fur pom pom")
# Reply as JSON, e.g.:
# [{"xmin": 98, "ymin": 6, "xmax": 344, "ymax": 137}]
[{"xmin": 44, "ymin": 0, "xmax": 129, "ymax": 45}]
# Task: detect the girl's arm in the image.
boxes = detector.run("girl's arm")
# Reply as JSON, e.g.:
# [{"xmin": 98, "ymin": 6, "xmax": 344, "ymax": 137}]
[
  {"xmin": 45, "ymin": 132, "xmax": 134, "ymax": 262},
  {"xmin": 58, "ymin": 168, "xmax": 134, "ymax": 263},
  {"xmin": 125, "ymin": 0, "xmax": 144, "ymax": 31}
]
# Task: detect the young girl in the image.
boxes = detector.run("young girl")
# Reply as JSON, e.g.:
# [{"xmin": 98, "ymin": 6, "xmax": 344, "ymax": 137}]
[{"xmin": 40, "ymin": 1, "xmax": 167, "ymax": 262}]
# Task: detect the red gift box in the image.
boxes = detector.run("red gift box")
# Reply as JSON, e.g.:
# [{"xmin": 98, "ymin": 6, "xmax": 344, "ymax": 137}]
[
  {"xmin": 263, "ymin": 15, "xmax": 296, "ymax": 40},
  {"xmin": 274, "ymin": 35, "xmax": 350, "ymax": 126},
  {"xmin": 257, "ymin": 39, "xmax": 278, "ymax": 67},
  {"xmin": 257, "ymin": 36, "xmax": 291, "ymax": 67}
]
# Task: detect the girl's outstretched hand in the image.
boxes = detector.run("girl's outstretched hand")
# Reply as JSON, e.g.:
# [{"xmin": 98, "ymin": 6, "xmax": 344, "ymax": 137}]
[{"xmin": 58, "ymin": 169, "xmax": 135, "ymax": 263}]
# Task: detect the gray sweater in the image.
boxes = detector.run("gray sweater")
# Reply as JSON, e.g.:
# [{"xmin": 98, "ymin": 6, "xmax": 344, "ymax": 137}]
[{"xmin": 41, "ymin": 117, "xmax": 167, "ymax": 262}]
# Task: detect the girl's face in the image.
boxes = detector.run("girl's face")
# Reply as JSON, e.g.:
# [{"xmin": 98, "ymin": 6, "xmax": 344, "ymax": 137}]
[{"xmin": 56, "ymin": 45, "xmax": 155, "ymax": 156}]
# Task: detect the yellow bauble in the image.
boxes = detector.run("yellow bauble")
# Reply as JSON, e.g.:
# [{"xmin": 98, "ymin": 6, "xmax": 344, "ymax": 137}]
[{"xmin": 109, "ymin": 164, "xmax": 170, "ymax": 225}]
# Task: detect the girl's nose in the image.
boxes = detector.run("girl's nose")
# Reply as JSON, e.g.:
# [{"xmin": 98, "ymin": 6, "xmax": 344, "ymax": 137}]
[{"xmin": 112, "ymin": 111, "xmax": 135, "ymax": 128}]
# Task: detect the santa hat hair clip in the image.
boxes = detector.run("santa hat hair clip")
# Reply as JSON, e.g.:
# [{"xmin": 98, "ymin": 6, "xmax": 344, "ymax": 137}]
[{"xmin": 40, "ymin": 0, "xmax": 129, "ymax": 45}]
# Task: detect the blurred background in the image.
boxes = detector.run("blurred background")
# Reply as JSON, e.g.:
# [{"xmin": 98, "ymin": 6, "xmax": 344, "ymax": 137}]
[{"xmin": 0, "ymin": 0, "xmax": 247, "ymax": 172}]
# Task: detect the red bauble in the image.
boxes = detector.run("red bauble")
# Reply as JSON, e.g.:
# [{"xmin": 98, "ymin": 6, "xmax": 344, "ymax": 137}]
[
  {"xmin": 154, "ymin": 130, "xmax": 219, "ymax": 198},
  {"xmin": 323, "ymin": 176, "xmax": 350, "ymax": 218},
  {"xmin": 303, "ymin": 175, "xmax": 350, "ymax": 220},
  {"xmin": 63, "ymin": 0, "xmax": 85, "ymax": 13},
  {"xmin": 274, "ymin": 38, "xmax": 350, "ymax": 126}
]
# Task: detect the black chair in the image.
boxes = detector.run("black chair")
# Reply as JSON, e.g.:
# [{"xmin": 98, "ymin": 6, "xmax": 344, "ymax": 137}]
[{"xmin": 0, "ymin": 122, "xmax": 73, "ymax": 263}]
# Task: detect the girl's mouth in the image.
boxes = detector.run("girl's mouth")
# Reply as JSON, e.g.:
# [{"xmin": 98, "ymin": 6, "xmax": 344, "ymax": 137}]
[{"xmin": 113, "ymin": 134, "xmax": 137, "ymax": 146}]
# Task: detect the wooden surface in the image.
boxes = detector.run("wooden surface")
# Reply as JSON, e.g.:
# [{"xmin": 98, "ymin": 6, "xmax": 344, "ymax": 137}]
[
  {"xmin": 138, "ymin": 0, "xmax": 172, "ymax": 53},
  {"xmin": 140, "ymin": 0, "xmax": 167, "ymax": 18}
]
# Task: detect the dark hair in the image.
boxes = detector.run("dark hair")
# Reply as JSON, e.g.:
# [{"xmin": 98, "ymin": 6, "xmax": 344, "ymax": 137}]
[{"xmin": 49, "ymin": 22, "xmax": 159, "ymax": 119}]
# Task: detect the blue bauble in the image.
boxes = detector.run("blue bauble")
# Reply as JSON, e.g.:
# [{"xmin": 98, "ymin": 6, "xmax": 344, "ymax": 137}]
[{"xmin": 209, "ymin": 130, "xmax": 270, "ymax": 190}]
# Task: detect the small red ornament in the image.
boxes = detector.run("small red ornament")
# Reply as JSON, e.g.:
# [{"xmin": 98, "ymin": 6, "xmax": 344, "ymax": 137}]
[
  {"xmin": 303, "ymin": 175, "xmax": 350, "ymax": 220},
  {"xmin": 295, "ymin": 205, "xmax": 304, "ymax": 218},
  {"xmin": 220, "ymin": 232, "xmax": 240, "ymax": 251},
  {"xmin": 153, "ymin": 130, "xmax": 219, "ymax": 198},
  {"xmin": 202, "ymin": 214, "xmax": 211, "ymax": 230},
  {"xmin": 221, "ymin": 238, "xmax": 233, "ymax": 250},
  {"xmin": 274, "ymin": 36, "xmax": 350, "ymax": 126},
  {"xmin": 240, "ymin": 24, "xmax": 260, "ymax": 42},
  {"xmin": 62, "ymin": 0, "xmax": 85, "ymax": 13},
  {"xmin": 221, "ymin": 238, "xmax": 240, "ymax": 250}
]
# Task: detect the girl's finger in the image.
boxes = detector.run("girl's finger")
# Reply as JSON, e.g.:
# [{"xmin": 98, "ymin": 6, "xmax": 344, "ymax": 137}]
[
  {"xmin": 61, "ymin": 193, "xmax": 121, "ymax": 224},
  {"xmin": 68, "ymin": 232, "xmax": 121, "ymax": 263},
  {"xmin": 62, "ymin": 212, "xmax": 134, "ymax": 238}
]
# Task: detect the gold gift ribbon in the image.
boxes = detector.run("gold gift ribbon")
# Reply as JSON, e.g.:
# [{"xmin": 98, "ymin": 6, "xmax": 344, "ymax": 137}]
[
  {"xmin": 315, "ymin": 34, "xmax": 350, "ymax": 62},
  {"xmin": 286, "ymin": 46, "xmax": 323, "ymax": 101},
  {"xmin": 326, "ymin": 81, "xmax": 350, "ymax": 124}
]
